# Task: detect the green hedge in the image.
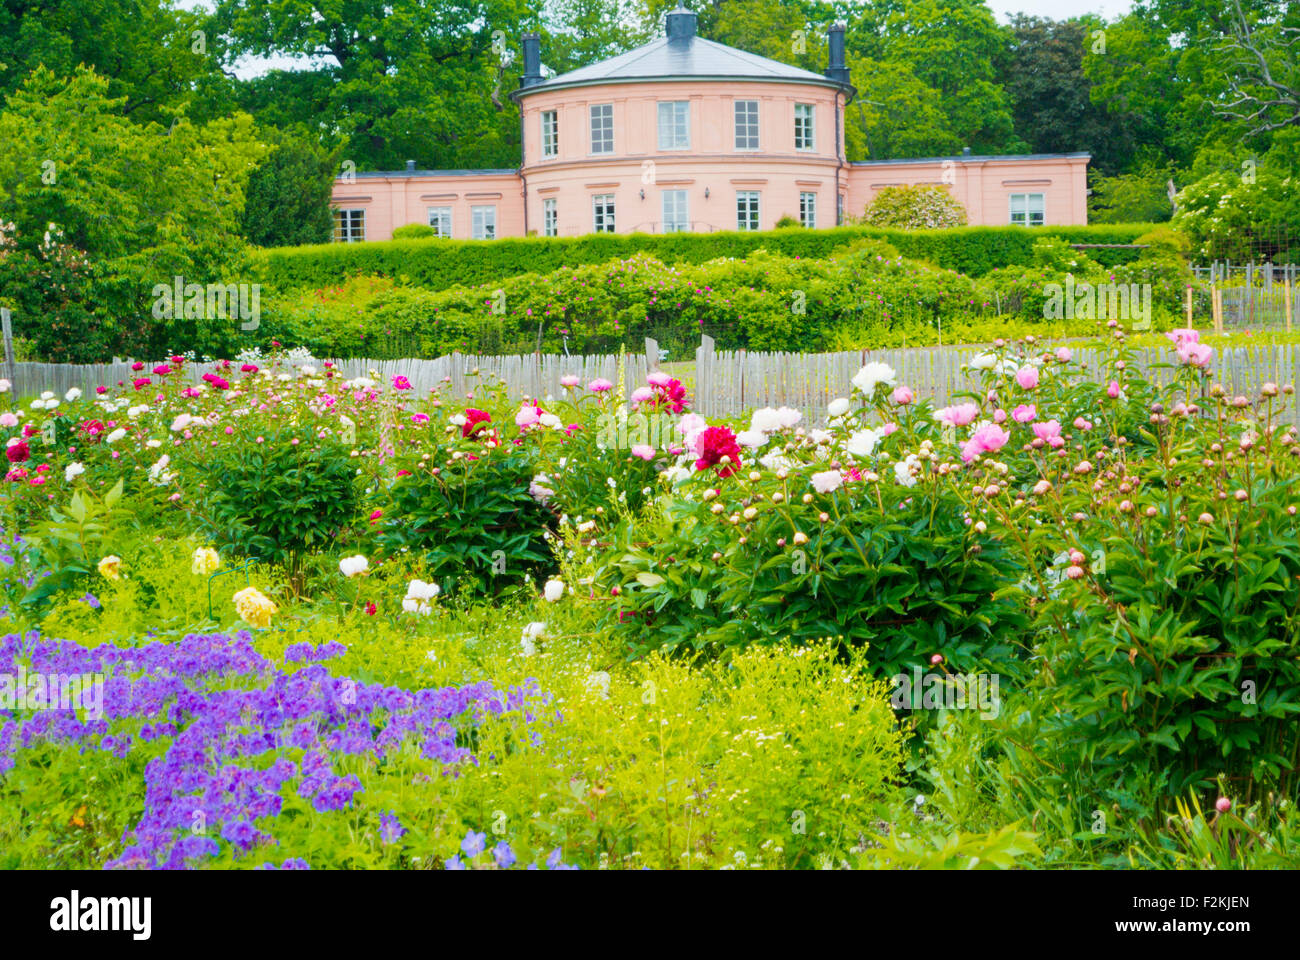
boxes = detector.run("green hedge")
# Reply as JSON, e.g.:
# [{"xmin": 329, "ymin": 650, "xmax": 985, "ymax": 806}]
[
  {"xmin": 254, "ymin": 223, "xmax": 1158, "ymax": 293},
  {"xmin": 255, "ymin": 237, "xmax": 1188, "ymax": 359}
]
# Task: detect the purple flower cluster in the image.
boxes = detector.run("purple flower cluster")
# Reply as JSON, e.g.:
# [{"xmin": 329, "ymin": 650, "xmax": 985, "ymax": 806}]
[
  {"xmin": 284, "ymin": 641, "xmax": 348, "ymax": 664},
  {"xmin": 0, "ymin": 629, "xmax": 547, "ymax": 869},
  {"xmin": 443, "ymin": 830, "xmax": 576, "ymax": 870}
]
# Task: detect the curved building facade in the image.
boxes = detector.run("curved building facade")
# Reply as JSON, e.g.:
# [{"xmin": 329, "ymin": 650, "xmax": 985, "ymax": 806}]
[{"xmin": 330, "ymin": 7, "xmax": 1089, "ymax": 243}]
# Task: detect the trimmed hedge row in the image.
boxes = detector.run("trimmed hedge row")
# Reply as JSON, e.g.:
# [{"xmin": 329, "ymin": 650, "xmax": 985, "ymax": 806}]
[{"xmin": 253, "ymin": 223, "xmax": 1157, "ymax": 293}]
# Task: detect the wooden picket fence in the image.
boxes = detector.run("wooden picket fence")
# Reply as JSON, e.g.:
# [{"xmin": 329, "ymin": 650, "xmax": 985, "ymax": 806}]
[
  {"xmin": 6, "ymin": 352, "xmax": 650, "ymax": 405},
  {"xmin": 7, "ymin": 338, "xmax": 1300, "ymax": 423},
  {"xmin": 689, "ymin": 335, "xmax": 1300, "ymax": 424}
]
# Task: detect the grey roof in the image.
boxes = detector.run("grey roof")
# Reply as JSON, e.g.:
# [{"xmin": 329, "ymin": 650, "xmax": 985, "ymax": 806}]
[
  {"xmin": 515, "ymin": 36, "xmax": 844, "ymax": 98},
  {"xmin": 350, "ymin": 168, "xmax": 519, "ymax": 178},
  {"xmin": 851, "ymin": 152, "xmax": 1091, "ymax": 166}
]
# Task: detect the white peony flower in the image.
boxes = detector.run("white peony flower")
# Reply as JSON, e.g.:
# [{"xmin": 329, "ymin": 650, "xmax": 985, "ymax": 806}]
[
  {"xmin": 65, "ymin": 388, "xmax": 82, "ymax": 402},
  {"xmin": 338, "ymin": 555, "xmax": 369, "ymax": 578},
  {"xmin": 402, "ymin": 578, "xmax": 440, "ymax": 614},
  {"xmin": 894, "ymin": 454, "xmax": 921, "ymax": 488},
  {"xmin": 827, "ymin": 398, "xmax": 850, "ymax": 417},
  {"xmin": 170, "ymin": 414, "xmax": 194, "ymax": 432},
  {"xmin": 736, "ymin": 430, "xmax": 768, "ymax": 448},
  {"xmin": 64, "ymin": 462, "xmax": 85, "ymax": 483},
  {"xmin": 846, "ymin": 429, "xmax": 880, "ymax": 458},
  {"xmin": 543, "ymin": 578, "xmax": 565, "ymax": 602},
  {"xmin": 585, "ymin": 671, "xmax": 612, "ymax": 699},
  {"xmin": 810, "ymin": 470, "xmax": 843, "ymax": 494},
  {"xmin": 851, "ymin": 361, "xmax": 897, "ymax": 397},
  {"xmin": 105, "ymin": 428, "xmax": 127, "ymax": 443},
  {"xmin": 969, "ymin": 353, "xmax": 998, "ymax": 370}
]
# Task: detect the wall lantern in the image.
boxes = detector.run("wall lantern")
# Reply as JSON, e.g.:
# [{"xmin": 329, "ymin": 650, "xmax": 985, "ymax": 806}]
[
  {"xmin": 704, "ymin": 187, "xmax": 710, "ymax": 199},
  {"xmin": 640, "ymin": 188, "xmax": 645, "ymax": 200}
]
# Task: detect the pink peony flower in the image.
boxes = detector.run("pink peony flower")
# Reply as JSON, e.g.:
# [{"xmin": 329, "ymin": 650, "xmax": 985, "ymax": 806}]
[
  {"xmin": 1166, "ymin": 328, "xmax": 1199, "ymax": 347},
  {"xmin": 1177, "ymin": 342, "xmax": 1213, "ymax": 367},
  {"xmin": 1015, "ymin": 366, "xmax": 1039, "ymax": 390},
  {"xmin": 935, "ymin": 403, "xmax": 980, "ymax": 427},
  {"xmin": 368, "ymin": 509, "xmax": 383, "ymax": 523},
  {"xmin": 560, "ymin": 375, "xmax": 580, "ymax": 388},
  {"xmin": 515, "ymin": 405, "xmax": 542, "ymax": 428},
  {"xmin": 647, "ymin": 372, "xmax": 672, "ymax": 388},
  {"xmin": 392, "ymin": 375, "xmax": 412, "ymax": 390},
  {"xmin": 587, "ymin": 378, "xmax": 614, "ymax": 392},
  {"xmin": 1012, "ymin": 404, "xmax": 1036, "ymax": 423},
  {"xmin": 1032, "ymin": 420, "xmax": 1064, "ymax": 447},
  {"xmin": 993, "ymin": 408, "xmax": 1007, "ymax": 424},
  {"xmin": 630, "ymin": 444, "xmax": 655, "ymax": 461},
  {"xmin": 1054, "ymin": 347, "xmax": 1072, "ymax": 363},
  {"xmin": 153, "ymin": 364, "xmax": 171, "ymax": 376},
  {"xmin": 892, "ymin": 385, "xmax": 914, "ymax": 405},
  {"xmin": 1073, "ymin": 417, "xmax": 1093, "ymax": 431},
  {"xmin": 961, "ymin": 423, "xmax": 1010, "ymax": 463},
  {"xmin": 630, "ymin": 387, "xmax": 654, "ymax": 404},
  {"xmin": 1106, "ymin": 380, "xmax": 1121, "ymax": 398},
  {"xmin": 132, "ymin": 377, "xmax": 151, "ymax": 390}
]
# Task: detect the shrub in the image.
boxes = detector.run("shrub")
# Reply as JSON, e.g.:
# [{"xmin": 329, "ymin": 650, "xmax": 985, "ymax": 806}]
[
  {"xmin": 198, "ymin": 428, "xmax": 359, "ymax": 589},
  {"xmin": 391, "ymin": 223, "xmax": 437, "ymax": 239},
  {"xmin": 858, "ymin": 184, "xmax": 968, "ymax": 230}
]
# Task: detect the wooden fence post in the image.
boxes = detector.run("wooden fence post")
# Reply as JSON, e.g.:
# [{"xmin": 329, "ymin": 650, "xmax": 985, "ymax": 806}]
[
  {"xmin": 1, "ymin": 307, "xmax": 14, "ymax": 393},
  {"xmin": 644, "ymin": 338, "xmax": 659, "ymax": 374}
]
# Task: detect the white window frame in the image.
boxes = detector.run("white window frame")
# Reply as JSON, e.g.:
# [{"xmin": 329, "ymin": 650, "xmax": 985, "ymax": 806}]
[
  {"xmin": 333, "ymin": 208, "xmax": 365, "ymax": 242},
  {"xmin": 1009, "ymin": 193, "xmax": 1045, "ymax": 227},
  {"xmin": 427, "ymin": 206, "xmax": 452, "ymax": 238},
  {"xmin": 592, "ymin": 194, "xmax": 616, "ymax": 233},
  {"xmin": 662, "ymin": 190, "xmax": 689, "ymax": 233},
  {"xmin": 734, "ymin": 100, "xmax": 759, "ymax": 150},
  {"xmin": 471, "ymin": 205, "xmax": 497, "ymax": 240},
  {"xmin": 543, "ymin": 197, "xmax": 557, "ymax": 237},
  {"xmin": 799, "ymin": 192, "xmax": 817, "ymax": 229},
  {"xmin": 736, "ymin": 191, "xmax": 760, "ymax": 231},
  {"xmin": 657, "ymin": 101, "xmax": 691, "ymax": 150},
  {"xmin": 794, "ymin": 103, "xmax": 816, "ymax": 151},
  {"xmin": 541, "ymin": 110, "xmax": 558, "ymax": 158},
  {"xmin": 589, "ymin": 103, "xmax": 614, "ymax": 155}
]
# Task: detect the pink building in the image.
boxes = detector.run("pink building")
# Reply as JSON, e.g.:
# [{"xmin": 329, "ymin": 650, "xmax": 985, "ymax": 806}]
[{"xmin": 331, "ymin": 7, "xmax": 1090, "ymax": 243}]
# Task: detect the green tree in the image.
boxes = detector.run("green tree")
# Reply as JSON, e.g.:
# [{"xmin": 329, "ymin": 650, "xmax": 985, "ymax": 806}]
[
  {"xmin": 0, "ymin": 68, "xmax": 266, "ymax": 361},
  {"xmin": 240, "ymin": 132, "xmax": 340, "ymax": 247},
  {"xmin": 845, "ymin": 59, "xmax": 960, "ymax": 160},
  {"xmin": 214, "ymin": 0, "xmax": 535, "ymax": 171}
]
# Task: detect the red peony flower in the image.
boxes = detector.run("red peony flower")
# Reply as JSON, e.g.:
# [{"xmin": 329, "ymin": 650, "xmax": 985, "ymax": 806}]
[
  {"xmin": 693, "ymin": 426, "xmax": 742, "ymax": 478},
  {"xmin": 5, "ymin": 441, "xmax": 30, "ymax": 463},
  {"xmin": 462, "ymin": 408, "xmax": 492, "ymax": 438}
]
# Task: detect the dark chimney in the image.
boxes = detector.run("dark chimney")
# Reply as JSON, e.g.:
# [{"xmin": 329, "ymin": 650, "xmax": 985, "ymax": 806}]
[
  {"xmin": 405, "ymin": 160, "xmax": 416, "ymax": 172},
  {"xmin": 962, "ymin": 146, "xmax": 971, "ymax": 157},
  {"xmin": 826, "ymin": 22, "xmax": 850, "ymax": 85},
  {"xmin": 666, "ymin": 5, "xmax": 697, "ymax": 42},
  {"xmin": 521, "ymin": 32, "xmax": 543, "ymax": 88}
]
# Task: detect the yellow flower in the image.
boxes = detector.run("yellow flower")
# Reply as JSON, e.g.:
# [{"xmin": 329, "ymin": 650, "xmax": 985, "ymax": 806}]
[
  {"xmin": 97, "ymin": 556, "xmax": 122, "ymax": 580},
  {"xmin": 232, "ymin": 586, "xmax": 277, "ymax": 629},
  {"xmin": 191, "ymin": 547, "xmax": 221, "ymax": 576}
]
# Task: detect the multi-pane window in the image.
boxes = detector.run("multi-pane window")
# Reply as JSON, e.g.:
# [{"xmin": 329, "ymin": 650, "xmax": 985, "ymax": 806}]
[
  {"xmin": 590, "ymin": 103, "xmax": 614, "ymax": 154},
  {"xmin": 427, "ymin": 207, "xmax": 452, "ymax": 238},
  {"xmin": 541, "ymin": 111, "xmax": 558, "ymax": 158},
  {"xmin": 1009, "ymin": 193, "xmax": 1045, "ymax": 226},
  {"xmin": 662, "ymin": 190, "xmax": 688, "ymax": 233},
  {"xmin": 799, "ymin": 192, "xmax": 817, "ymax": 229},
  {"xmin": 471, "ymin": 205, "xmax": 496, "ymax": 240},
  {"xmin": 837, "ymin": 193, "xmax": 845, "ymax": 225},
  {"xmin": 333, "ymin": 209, "xmax": 365, "ymax": 242},
  {"xmin": 736, "ymin": 191, "xmax": 760, "ymax": 231},
  {"xmin": 543, "ymin": 198, "xmax": 557, "ymax": 237},
  {"xmin": 592, "ymin": 194, "xmax": 616, "ymax": 233},
  {"xmin": 794, "ymin": 103, "xmax": 815, "ymax": 150},
  {"xmin": 657, "ymin": 101, "xmax": 690, "ymax": 150},
  {"xmin": 734, "ymin": 100, "xmax": 759, "ymax": 150}
]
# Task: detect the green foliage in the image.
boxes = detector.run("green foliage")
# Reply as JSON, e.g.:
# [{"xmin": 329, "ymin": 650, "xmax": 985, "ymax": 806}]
[
  {"xmin": 373, "ymin": 445, "xmax": 553, "ymax": 596},
  {"xmin": 390, "ymin": 223, "xmax": 437, "ymax": 239},
  {"xmin": 858, "ymin": 184, "xmax": 968, "ymax": 230},
  {"xmin": 198, "ymin": 429, "xmax": 359, "ymax": 585},
  {"xmin": 0, "ymin": 67, "xmax": 266, "ymax": 361},
  {"xmin": 240, "ymin": 134, "xmax": 338, "ymax": 247},
  {"xmin": 253, "ymin": 223, "xmax": 1157, "ymax": 296}
]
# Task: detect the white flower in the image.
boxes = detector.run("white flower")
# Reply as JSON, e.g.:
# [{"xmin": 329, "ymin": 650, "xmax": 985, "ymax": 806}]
[
  {"xmin": 750, "ymin": 407, "xmax": 783, "ymax": 433},
  {"xmin": 147, "ymin": 454, "xmax": 172, "ymax": 485},
  {"xmin": 5, "ymin": 437, "xmax": 20, "ymax": 448},
  {"xmin": 0, "ymin": 379, "xmax": 9, "ymax": 393},
  {"xmin": 128, "ymin": 404, "xmax": 150, "ymax": 418},
  {"xmin": 520, "ymin": 621, "xmax": 545, "ymax": 657},
  {"xmin": 827, "ymin": 398, "xmax": 850, "ymax": 417},
  {"xmin": 170, "ymin": 414, "xmax": 194, "ymax": 432},
  {"xmin": 449, "ymin": 414, "xmax": 467, "ymax": 427},
  {"xmin": 736, "ymin": 430, "xmax": 768, "ymax": 448},
  {"xmin": 299, "ymin": 365, "xmax": 317, "ymax": 376},
  {"xmin": 663, "ymin": 465, "xmax": 691, "ymax": 485},
  {"xmin": 28, "ymin": 399, "xmax": 42, "ymax": 410},
  {"xmin": 539, "ymin": 412, "xmax": 562, "ymax": 430},
  {"xmin": 64, "ymin": 462, "xmax": 85, "ymax": 483},
  {"xmin": 40, "ymin": 391, "xmax": 53, "ymax": 400},
  {"xmin": 543, "ymin": 578, "xmax": 565, "ymax": 602},
  {"xmin": 65, "ymin": 387, "xmax": 82, "ymax": 402},
  {"xmin": 146, "ymin": 439, "xmax": 162, "ymax": 448},
  {"xmin": 402, "ymin": 578, "xmax": 440, "ymax": 615},
  {"xmin": 339, "ymin": 555, "xmax": 369, "ymax": 578},
  {"xmin": 42, "ymin": 399, "xmax": 59, "ymax": 410},
  {"xmin": 851, "ymin": 361, "xmax": 897, "ymax": 396},
  {"xmin": 585, "ymin": 671, "xmax": 612, "ymax": 699},
  {"xmin": 809, "ymin": 429, "xmax": 833, "ymax": 445},
  {"xmin": 521, "ymin": 635, "xmax": 537, "ymax": 657},
  {"xmin": 846, "ymin": 429, "xmax": 880, "ymax": 458},
  {"xmin": 529, "ymin": 473, "xmax": 555, "ymax": 503},
  {"xmin": 894, "ymin": 454, "xmax": 920, "ymax": 488},
  {"xmin": 105, "ymin": 428, "xmax": 127, "ymax": 444},
  {"xmin": 969, "ymin": 352, "xmax": 998, "ymax": 370},
  {"xmin": 522, "ymin": 621, "xmax": 546, "ymax": 638},
  {"xmin": 810, "ymin": 470, "xmax": 842, "ymax": 494}
]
